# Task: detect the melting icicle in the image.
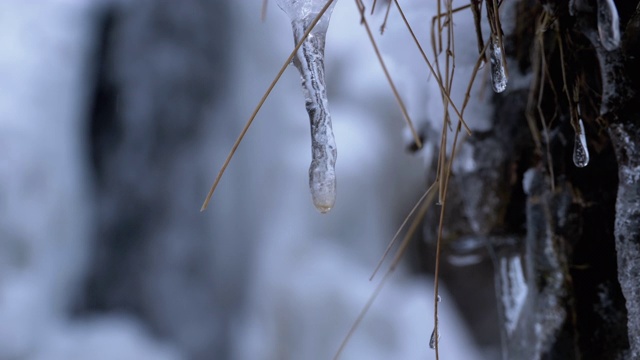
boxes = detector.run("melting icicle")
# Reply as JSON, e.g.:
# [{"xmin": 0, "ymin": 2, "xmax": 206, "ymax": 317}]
[
  {"xmin": 429, "ymin": 326, "xmax": 440, "ymax": 350},
  {"xmin": 573, "ymin": 119, "xmax": 590, "ymax": 168},
  {"xmin": 276, "ymin": 0, "xmax": 338, "ymax": 213},
  {"xmin": 498, "ymin": 255, "xmax": 528, "ymax": 336},
  {"xmin": 597, "ymin": 0, "xmax": 620, "ymax": 51},
  {"xmin": 489, "ymin": 37, "xmax": 508, "ymax": 93}
]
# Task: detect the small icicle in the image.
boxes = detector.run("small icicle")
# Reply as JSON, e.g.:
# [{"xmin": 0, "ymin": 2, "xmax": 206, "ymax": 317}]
[
  {"xmin": 597, "ymin": 0, "xmax": 620, "ymax": 51},
  {"xmin": 276, "ymin": 0, "xmax": 338, "ymax": 213},
  {"xmin": 573, "ymin": 119, "xmax": 590, "ymax": 168},
  {"xmin": 489, "ymin": 37, "xmax": 508, "ymax": 93},
  {"xmin": 485, "ymin": 0, "xmax": 508, "ymax": 93},
  {"xmin": 429, "ymin": 326, "xmax": 440, "ymax": 350},
  {"xmin": 470, "ymin": 0, "xmax": 486, "ymax": 69}
]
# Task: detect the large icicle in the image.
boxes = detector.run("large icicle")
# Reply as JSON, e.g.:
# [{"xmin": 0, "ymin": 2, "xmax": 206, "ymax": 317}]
[
  {"xmin": 488, "ymin": 37, "xmax": 508, "ymax": 93},
  {"xmin": 277, "ymin": 0, "xmax": 338, "ymax": 213}
]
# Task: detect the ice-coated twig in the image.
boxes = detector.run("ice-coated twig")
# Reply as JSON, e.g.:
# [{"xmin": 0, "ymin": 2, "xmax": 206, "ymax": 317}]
[
  {"xmin": 294, "ymin": 20, "xmax": 337, "ymax": 212},
  {"xmin": 277, "ymin": 0, "xmax": 337, "ymax": 213},
  {"xmin": 597, "ymin": 0, "xmax": 620, "ymax": 51}
]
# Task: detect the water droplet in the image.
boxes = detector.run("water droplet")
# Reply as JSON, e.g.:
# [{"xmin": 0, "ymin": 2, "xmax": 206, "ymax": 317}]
[
  {"xmin": 573, "ymin": 119, "xmax": 590, "ymax": 168},
  {"xmin": 437, "ymin": 295, "xmax": 442, "ymax": 303},
  {"xmin": 597, "ymin": 0, "xmax": 620, "ymax": 51},
  {"xmin": 277, "ymin": 1, "xmax": 338, "ymax": 213},
  {"xmin": 489, "ymin": 37, "xmax": 508, "ymax": 93},
  {"xmin": 429, "ymin": 326, "xmax": 440, "ymax": 349}
]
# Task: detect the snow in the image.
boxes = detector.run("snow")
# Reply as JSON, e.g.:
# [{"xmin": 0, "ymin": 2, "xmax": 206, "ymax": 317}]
[{"xmin": 227, "ymin": 0, "xmax": 488, "ymax": 358}]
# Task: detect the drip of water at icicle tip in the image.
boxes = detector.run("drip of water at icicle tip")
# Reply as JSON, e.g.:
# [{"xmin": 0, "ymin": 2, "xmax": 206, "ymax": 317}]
[
  {"xmin": 573, "ymin": 119, "xmax": 590, "ymax": 168},
  {"xmin": 489, "ymin": 36, "xmax": 508, "ymax": 93},
  {"xmin": 597, "ymin": 0, "xmax": 620, "ymax": 51},
  {"xmin": 429, "ymin": 326, "xmax": 440, "ymax": 350},
  {"xmin": 276, "ymin": 0, "xmax": 338, "ymax": 214}
]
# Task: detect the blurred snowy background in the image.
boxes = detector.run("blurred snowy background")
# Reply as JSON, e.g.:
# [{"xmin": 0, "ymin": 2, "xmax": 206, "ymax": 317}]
[{"xmin": 0, "ymin": 0, "xmax": 500, "ymax": 359}]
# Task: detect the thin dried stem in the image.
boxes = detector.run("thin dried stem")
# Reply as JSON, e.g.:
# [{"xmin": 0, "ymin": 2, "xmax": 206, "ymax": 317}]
[
  {"xmin": 526, "ymin": 13, "xmax": 556, "ymax": 190},
  {"xmin": 333, "ymin": 181, "xmax": 438, "ymax": 359},
  {"xmin": 333, "ymin": 271, "xmax": 390, "ymax": 360},
  {"xmin": 380, "ymin": 0, "xmax": 393, "ymax": 34},
  {"xmin": 463, "ymin": 40, "xmax": 491, "ymax": 112},
  {"xmin": 486, "ymin": 0, "xmax": 508, "ymax": 76},
  {"xmin": 370, "ymin": 0, "xmax": 378, "ymax": 15},
  {"xmin": 394, "ymin": 0, "xmax": 472, "ymax": 134},
  {"xmin": 433, "ymin": 119, "xmax": 463, "ymax": 358},
  {"xmin": 337, "ymin": 2, "xmax": 489, "ymax": 357}
]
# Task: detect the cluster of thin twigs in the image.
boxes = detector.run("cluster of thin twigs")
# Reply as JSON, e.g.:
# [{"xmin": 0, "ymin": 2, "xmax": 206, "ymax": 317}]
[
  {"xmin": 200, "ymin": 1, "xmax": 507, "ymax": 359},
  {"xmin": 331, "ymin": 2, "xmax": 506, "ymax": 359}
]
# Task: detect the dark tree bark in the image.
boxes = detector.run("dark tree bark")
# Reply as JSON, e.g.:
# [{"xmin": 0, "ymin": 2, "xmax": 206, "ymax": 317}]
[{"xmin": 417, "ymin": 1, "xmax": 640, "ymax": 359}]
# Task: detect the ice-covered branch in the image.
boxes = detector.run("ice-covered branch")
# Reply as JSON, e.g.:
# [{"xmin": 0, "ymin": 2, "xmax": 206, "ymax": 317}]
[{"xmin": 277, "ymin": 0, "xmax": 338, "ymax": 213}]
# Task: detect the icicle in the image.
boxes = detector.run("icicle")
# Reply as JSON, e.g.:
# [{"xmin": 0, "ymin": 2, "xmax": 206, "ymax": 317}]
[
  {"xmin": 597, "ymin": 0, "xmax": 620, "ymax": 51},
  {"xmin": 276, "ymin": 0, "xmax": 338, "ymax": 213},
  {"xmin": 429, "ymin": 326, "xmax": 440, "ymax": 349},
  {"xmin": 429, "ymin": 293, "xmax": 440, "ymax": 349},
  {"xmin": 573, "ymin": 119, "xmax": 590, "ymax": 168},
  {"xmin": 489, "ymin": 37, "xmax": 508, "ymax": 93}
]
